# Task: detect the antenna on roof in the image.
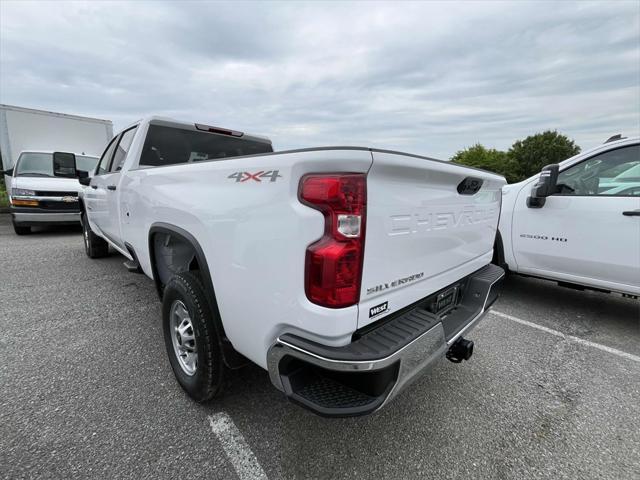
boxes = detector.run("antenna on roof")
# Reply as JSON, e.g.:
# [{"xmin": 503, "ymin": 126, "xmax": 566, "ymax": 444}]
[{"xmin": 604, "ymin": 134, "xmax": 626, "ymax": 143}]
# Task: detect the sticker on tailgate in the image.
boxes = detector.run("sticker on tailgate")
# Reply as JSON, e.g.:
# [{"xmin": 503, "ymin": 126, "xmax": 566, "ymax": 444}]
[{"xmin": 369, "ymin": 301, "xmax": 389, "ymax": 319}]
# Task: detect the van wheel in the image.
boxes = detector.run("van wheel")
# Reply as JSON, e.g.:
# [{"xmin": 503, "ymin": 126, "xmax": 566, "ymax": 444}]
[
  {"xmin": 82, "ymin": 213, "xmax": 109, "ymax": 258},
  {"xmin": 12, "ymin": 220, "xmax": 31, "ymax": 235},
  {"xmin": 162, "ymin": 271, "xmax": 224, "ymax": 402}
]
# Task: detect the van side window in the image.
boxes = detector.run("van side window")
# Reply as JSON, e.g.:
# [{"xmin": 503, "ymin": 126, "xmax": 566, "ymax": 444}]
[
  {"xmin": 555, "ymin": 145, "xmax": 640, "ymax": 196},
  {"xmin": 96, "ymin": 135, "xmax": 120, "ymax": 175},
  {"xmin": 111, "ymin": 126, "xmax": 138, "ymax": 172}
]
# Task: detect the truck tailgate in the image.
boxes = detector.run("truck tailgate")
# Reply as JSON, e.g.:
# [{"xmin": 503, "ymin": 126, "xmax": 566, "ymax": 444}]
[{"xmin": 358, "ymin": 150, "xmax": 505, "ymax": 328}]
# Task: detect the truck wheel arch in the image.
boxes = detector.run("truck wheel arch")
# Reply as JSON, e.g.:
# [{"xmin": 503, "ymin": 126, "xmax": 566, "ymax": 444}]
[
  {"xmin": 148, "ymin": 223, "xmax": 227, "ymax": 333},
  {"xmin": 147, "ymin": 224, "xmax": 249, "ymax": 370}
]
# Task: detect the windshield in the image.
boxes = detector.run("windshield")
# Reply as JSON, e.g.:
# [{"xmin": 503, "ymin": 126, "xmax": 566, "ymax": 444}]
[{"xmin": 16, "ymin": 153, "xmax": 99, "ymax": 177}]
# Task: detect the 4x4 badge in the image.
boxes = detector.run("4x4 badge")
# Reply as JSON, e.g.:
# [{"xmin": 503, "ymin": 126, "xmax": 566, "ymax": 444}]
[{"xmin": 227, "ymin": 170, "xmax": 282, "ymax": 183}]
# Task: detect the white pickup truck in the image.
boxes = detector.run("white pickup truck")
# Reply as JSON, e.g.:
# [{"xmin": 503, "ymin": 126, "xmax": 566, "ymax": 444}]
[
  {"xmin": 495, "ymin": 136, "xmax": 639, "ymax": 297},
  {"xmin": 67, "ymin": 117, "xmax": 506, "ymax": 417}
]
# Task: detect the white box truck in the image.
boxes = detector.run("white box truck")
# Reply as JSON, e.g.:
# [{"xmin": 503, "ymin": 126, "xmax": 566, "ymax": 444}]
[{"xmin": 0, "ymin": 104, "xmax": 113, "ymax": 234}]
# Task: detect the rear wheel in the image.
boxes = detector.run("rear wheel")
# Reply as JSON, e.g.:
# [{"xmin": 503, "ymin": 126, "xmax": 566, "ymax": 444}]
[
  {"xmin": 162, "ymin": 271, "xmax": 224, "ymax": 402},
  {"xmin": 12, "ymin": 219, "xmax": 31, "ymax": 235},
  {"xmin": 82, "ymin": 213, "xmax": 109, "ymax": 258}
]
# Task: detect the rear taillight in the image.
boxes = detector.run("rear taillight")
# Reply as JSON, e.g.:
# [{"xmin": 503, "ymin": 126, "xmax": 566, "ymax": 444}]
[{"xmin": 299, "ymin": 173, "xmax": 366, "ymax": 308}]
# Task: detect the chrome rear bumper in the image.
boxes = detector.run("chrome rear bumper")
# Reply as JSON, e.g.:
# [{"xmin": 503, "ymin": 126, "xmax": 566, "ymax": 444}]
[{"xmin": 267, "ymin": 263, "xmax": 505, "ymax": 417}]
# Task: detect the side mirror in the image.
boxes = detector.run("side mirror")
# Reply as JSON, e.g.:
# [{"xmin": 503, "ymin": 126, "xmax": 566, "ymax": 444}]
[
  {"xmin": 53, "ymin": 151, "xmax": 77, "ymax": 178},
  {"xmin": 527, "ymin": 164, "xmax": 559, "ymax": 208},
  {"xmin": 1, "ymin": 168, "xmax": 14, "ymax": 176},
  {"xmin": 77, "ymin": 170, "xmax": 91, "ymax": 186}
]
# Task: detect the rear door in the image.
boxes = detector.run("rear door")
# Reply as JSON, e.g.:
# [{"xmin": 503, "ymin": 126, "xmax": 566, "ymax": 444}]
[
  {"xmin": 511, "ymin": 143, "xmax": 640, "ymax": 294},
  {"xmin": 358, "ymin": 151, "xmax": 505, "ymax": 328}
]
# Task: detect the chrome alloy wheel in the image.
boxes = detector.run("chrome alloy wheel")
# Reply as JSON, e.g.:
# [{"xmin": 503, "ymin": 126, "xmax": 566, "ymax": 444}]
[{"xmin": 170, "ymin": 300, "xmax": 198, "ymax": 376}]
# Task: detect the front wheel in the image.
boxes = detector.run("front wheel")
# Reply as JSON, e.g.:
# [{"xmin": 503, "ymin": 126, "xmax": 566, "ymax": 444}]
[
  {"xmin": 82, "ymin": 213, "xmax": 109, "ymax": 258},
  {"xmin": 162, "ymin": 271, "xmax": 224, "ymax": 402}
]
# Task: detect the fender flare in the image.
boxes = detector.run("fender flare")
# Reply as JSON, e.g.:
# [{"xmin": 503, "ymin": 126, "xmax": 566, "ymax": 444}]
[
  {"xmin": 147, "ymin": 223, "xmax": 247, "ymax": 368},
  {"xmin": 147, "ymin": 222, "xmax": 224, "ymax": 321}
]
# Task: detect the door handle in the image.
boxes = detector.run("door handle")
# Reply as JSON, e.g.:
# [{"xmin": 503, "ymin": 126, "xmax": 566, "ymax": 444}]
[
  {"xmin": 107, "ymin": 185, "xmax": 117, "ymax": 191},
  {"xmin": 622, "ymin": 210, "xmax": 640, "ymax": 216},
  {"xmin": 90, "ymin": 185, "xmax": 98, "ymax": 189}
]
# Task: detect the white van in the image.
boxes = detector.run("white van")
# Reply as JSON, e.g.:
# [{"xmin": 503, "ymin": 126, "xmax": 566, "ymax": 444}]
[{"xmin": 0, "ymin": 104, "xmax": 113, "ymax": 234}]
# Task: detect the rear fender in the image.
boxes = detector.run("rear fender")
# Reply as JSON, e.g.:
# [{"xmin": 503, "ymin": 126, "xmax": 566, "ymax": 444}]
[{"xmin": 148, "ymin": 222, "xmax": 247, "ymax": 369}]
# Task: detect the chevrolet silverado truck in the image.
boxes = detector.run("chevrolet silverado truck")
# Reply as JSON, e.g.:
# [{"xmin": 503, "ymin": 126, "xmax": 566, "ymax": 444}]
[
  {"xmin": 495, "ymin": 135, "xmax": 639, "ymax": 297},
  {"xmin": 67, "ymin": 117, "xmax": 506, "ymax": 417}
]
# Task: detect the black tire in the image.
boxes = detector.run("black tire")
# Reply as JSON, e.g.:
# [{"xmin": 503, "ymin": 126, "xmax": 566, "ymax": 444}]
[
  {"xmin": 82, "ymin": 213, "xmax": 109, "ymax": 258},
  {"xmin": 12, "ymin": 220, "xmax": 31, "ymax": 235},
  {"xmin": 162, "ymin": 271, "xmax": 224, "ymax": 402}
]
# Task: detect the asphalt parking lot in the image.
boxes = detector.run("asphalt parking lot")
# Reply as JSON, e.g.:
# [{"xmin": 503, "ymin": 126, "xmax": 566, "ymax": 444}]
[{"xmin": 1, "ymin": 215, "xmax": 639, "ymax": 480}]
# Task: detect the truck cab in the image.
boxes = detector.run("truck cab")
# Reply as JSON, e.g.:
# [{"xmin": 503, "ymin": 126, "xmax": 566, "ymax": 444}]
[
  {"xmin": 497, "ymin": 136, "xmax": 640, "ymax": 296},
  {"xmin": 6, "ymin": 150, "xmax": 99, "ymax": 234}
]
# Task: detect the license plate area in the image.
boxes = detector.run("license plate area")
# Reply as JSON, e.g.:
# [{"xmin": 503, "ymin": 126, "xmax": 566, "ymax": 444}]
[{"xmin": 427, "ymin": 285, "xmax": 460, "ymax": 315}]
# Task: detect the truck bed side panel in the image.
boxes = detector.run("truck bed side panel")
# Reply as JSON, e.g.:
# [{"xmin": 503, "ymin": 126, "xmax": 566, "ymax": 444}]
[{"xmin": 120, "ymin": 149, "xmax": 373, "ymax": 368}]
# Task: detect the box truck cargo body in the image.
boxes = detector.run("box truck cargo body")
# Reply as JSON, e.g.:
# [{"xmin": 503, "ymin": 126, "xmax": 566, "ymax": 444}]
[
  {"xmin": 0, "ymin": 104, "xmax": 113, "ymax": 234},
  {"xmin": 0, "ymin": 104, "xmax": 113, "ymax": 171}
]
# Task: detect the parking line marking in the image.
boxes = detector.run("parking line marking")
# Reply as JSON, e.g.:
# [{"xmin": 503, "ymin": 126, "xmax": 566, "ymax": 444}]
[
  {"xmin": 490, "ymin": 310, "xmax": 640, "ymax": 364},
  {"xmin": 208, "ymin": 413, "xmax": 268, "ymax": 480}
]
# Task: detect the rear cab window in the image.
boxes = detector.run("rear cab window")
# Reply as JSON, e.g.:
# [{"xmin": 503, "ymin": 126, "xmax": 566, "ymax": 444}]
[{"xmin": 138, "ymin": 124, "xmax": 273, "ymax": 168}]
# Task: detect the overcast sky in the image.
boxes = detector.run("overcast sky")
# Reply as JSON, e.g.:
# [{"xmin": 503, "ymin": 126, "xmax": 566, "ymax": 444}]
[{"xmin": 1, "ymin": 1, "xmax": 638, "ymax": 159}]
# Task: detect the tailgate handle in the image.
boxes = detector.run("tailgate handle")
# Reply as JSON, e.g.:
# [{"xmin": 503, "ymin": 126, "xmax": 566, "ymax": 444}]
[
  {"xmin": 623, "ymin": 210, "xmax": 640, "ymax": 216},
  {"xmin": 90, "ymin": 185, "xmax": 98, "ymax": 189},
  {"xmin": 457, "ymin": 177, "xmax": 483, "ymax": 195},
  {"xmin": 107, "ymin": 185, "xmax": 117, "ymax": 191}
]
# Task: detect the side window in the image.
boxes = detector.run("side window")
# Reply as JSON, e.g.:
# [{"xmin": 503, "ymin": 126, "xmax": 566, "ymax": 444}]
[
  {"xmin": 555, "ymin": 145, "xmax": 640, "ymax": 196},
  {"xmin": 96, "ymin": 135, "xmax": 120, "ymax": 175},
  {"xmin": 110, "ymin": 126, "xmax": 138, "ymax": 172}
]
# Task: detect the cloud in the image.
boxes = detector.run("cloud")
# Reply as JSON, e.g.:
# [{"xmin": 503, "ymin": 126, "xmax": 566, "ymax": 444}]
[{"xmin": 1, "ymin": 0, "xmax": 638, "ymax": 158}]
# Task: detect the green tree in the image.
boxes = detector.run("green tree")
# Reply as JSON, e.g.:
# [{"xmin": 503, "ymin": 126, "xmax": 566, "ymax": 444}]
[
  {"xmin": 508, "ymin": 130, "xmax": 580, "ymax": 180},
  {"xmin": 451, "ymin": 144, "xmax": 519, "ymax": 183}
]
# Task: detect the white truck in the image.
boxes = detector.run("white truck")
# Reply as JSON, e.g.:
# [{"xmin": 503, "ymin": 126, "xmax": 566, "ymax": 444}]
[
  {"xmin": 0, "ymin": 104, "xmax": 113, "ymax": 234},
  {"xmin": 68, "ymin": 117, "xmax": 506, "ymax": 417},
  {"xmin": 495, "ymin": 135, "xmax": 640, "ymax": 297}
]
